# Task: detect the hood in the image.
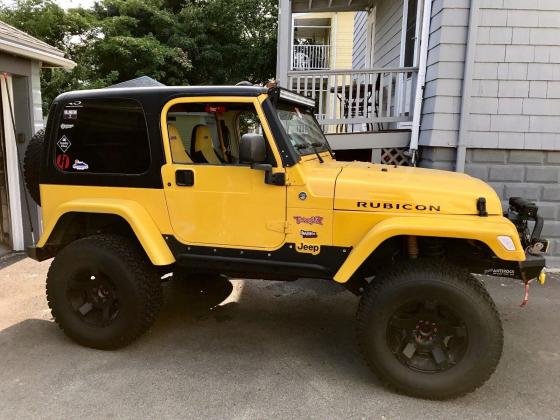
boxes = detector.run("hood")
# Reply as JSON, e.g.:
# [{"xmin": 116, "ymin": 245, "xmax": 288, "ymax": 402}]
[{"xmin": 334, "ymin": 162, "xmax": 502, "ymax": 215}]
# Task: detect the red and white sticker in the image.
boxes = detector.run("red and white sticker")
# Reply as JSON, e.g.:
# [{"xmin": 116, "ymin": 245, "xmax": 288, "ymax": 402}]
[{"xmin": 56, "ymin": 154, "xmax": 71, "ymax": 170}]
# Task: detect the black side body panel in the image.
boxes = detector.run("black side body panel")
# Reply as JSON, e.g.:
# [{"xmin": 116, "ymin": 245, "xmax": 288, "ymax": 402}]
[{"xmin": 165, "ymin": 237, "xmax": 350, "ymax": 280}]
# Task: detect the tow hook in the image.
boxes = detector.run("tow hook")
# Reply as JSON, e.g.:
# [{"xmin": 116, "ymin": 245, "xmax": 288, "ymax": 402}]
[{"xmin": 520, "ymin": 269, "xmax": 547, "ymax": 307}]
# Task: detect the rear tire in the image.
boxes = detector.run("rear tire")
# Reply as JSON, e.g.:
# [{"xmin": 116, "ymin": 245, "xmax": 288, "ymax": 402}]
[
  {"xmin": 356, "ymin": 260, "xmax": 503, "ymax": 400},
  {"xmin": 23, "ymin": 128, "xmax": 44, "ymax": 205},
  {"xmin": 46, "ymin": 234, "xmax": 163, "ymax": 349}
]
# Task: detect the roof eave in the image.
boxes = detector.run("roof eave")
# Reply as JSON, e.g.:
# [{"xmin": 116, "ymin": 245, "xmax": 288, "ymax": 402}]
[{"xmin": 0, "ymin": 39, "xmax": 76, "ymax": 69}]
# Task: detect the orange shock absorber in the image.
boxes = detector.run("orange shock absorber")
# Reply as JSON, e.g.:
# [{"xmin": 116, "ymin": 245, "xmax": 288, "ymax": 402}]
[{"xmin": 407, "ymin": 236, "xmax": 419, "ymax": 259}]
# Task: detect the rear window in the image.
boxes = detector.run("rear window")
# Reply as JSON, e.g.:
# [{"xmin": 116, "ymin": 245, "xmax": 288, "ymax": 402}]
[{"xmin": 54, "ymin": 99, "xmax": 150, "ymax": 174}]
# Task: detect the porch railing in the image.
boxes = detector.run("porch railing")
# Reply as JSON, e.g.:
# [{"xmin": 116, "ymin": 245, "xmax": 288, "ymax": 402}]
[
  {"xmin": 291, "ymin": 44, "xmax": 331, "ymax": 70},
  {"xmin": 287, "ymin": 67, "xmax": 419, "ymax": 134}
]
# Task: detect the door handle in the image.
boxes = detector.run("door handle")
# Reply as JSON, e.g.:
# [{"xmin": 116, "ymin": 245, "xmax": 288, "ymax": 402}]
[{"xmin": 175, "ymin": 169, "xmax": 194, "ymax": 186}]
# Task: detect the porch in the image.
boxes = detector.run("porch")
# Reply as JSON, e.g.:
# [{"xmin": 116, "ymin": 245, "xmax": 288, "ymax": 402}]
[{"xmin": 276, "ymin": 0, "xmax": 425, "ymax": 161}]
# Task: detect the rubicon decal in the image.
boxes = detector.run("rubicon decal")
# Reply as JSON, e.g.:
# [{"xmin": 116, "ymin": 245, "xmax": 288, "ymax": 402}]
[
  {"xmin": 357, "ymin": 201, "xmax": 441, "ymax": 212},
  {"xmin": 300, "ymin": 230, "xmax": 318, "ymax": 239},
  {"xmin": 296, "ymin": 243, "xmax": 320, "ymax": 255},
  {"xmin": 293, "ymin": 216, "xmax": 323, "ymax": 225}
]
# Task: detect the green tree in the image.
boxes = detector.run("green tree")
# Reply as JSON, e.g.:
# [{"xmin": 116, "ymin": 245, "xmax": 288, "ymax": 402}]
[
  {"xmin": 0, "ymin": 0, "xmax": 278, "ymax": 113},
  {"xmin": 180, "ymin": 0, "xmax": 278, "ymax": 85}
]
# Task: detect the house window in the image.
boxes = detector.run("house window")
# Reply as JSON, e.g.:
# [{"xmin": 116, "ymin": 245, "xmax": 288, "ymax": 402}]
[
  {"xmin": 404, "ymin": 0, "xmax": 418, "ymax": 67},
  {"xmin": 55, "ymin": 99, "xmax": 150, "ymax": 174}
]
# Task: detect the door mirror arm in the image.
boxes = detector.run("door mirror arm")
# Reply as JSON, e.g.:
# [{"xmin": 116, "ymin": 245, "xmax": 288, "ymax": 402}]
[{"xmin": 251, "ymin": 163, "xmax": 285, "ymax": 186}]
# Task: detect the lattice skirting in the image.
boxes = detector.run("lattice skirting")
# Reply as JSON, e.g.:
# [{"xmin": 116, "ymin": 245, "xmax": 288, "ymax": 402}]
[{"xmin": 380, "ymin": 148, "xmax": 411, "ymax": 166}]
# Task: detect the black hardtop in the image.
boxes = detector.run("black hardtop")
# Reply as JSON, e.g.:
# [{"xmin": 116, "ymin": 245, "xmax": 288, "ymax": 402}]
[{"xmin": 54, "ymin": 85, "xmax": 270, "ymax": 106}]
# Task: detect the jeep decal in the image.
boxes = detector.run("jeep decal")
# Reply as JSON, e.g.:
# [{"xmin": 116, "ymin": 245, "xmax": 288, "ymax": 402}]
[
  {"xmin": 357, "ymin": 201, "xmax": 441, "ymax": 212},
  {"xmin": 296, "ymin": 243, "xmax": 321, "ymax": 255}
]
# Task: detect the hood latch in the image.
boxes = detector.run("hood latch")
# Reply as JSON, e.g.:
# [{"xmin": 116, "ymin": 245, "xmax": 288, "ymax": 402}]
[{"xmin": 477, "ymin": 197, "xmax": 488, "ymax": 217}]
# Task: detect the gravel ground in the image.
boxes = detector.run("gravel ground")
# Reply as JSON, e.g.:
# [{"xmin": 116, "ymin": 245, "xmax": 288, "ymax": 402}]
[{"xmin": 0, "ymin": 254, "xmax": 559, "ymax": 419}]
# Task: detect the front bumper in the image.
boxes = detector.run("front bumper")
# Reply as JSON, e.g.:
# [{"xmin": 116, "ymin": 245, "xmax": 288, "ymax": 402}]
[
  {"xmin": 470, "ymin": 197, "xmax": 547, "ymax": 281},
  {"xmin": 483, "ymin": 197, "xmax": 548, "ymax": 281},
  {"xmin": 518, "ymin": 253, "xmax": 546, "ymax": 281}
]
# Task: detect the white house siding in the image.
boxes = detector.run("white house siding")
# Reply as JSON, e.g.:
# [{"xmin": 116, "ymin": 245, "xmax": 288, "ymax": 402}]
[{"xmin": 352, "ymin": 11, "xmax": 368, "ymax": 69}]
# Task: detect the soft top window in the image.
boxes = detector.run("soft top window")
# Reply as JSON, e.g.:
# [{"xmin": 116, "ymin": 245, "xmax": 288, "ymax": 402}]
[{"xmin": 54, "ymin": 99, "xmax": 150, "ymax": 175}]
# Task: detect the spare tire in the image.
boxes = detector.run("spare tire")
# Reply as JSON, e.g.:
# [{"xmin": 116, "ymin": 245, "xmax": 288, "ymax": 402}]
[{"xmin": 23, "ymin": 128, "xmax": 44, "ymax": 205}]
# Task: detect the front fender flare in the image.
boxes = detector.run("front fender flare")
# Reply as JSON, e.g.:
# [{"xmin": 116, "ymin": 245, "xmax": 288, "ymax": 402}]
[
  {"xmin": 333, "ymin": 215, "xmax": 525, "ymax": 283},
  {"xmin": 37, "ymin": 198, "xmax": 176, "ymax": 266}
]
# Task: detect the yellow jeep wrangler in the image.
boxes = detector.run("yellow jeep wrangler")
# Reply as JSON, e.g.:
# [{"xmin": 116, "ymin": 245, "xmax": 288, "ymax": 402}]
[{"xmin": 24, "ymin": 85, "xmax": 547, "ymax": 399}]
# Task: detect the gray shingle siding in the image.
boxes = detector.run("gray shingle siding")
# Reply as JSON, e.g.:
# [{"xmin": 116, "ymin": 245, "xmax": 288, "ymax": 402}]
[
  {"xmin": 419, "ymin": 0, "xmax": 469, "ymax": 148},
  {"xmin": 421, "ymin": 0, "xmax": 560, "ymax": 150},
  {"xmin": 373, "ymin": 0, "xmax": 404, "ymax": 68},
  {"xmin": 352, "ymin": 0, "xmax": 404, "ymax": 70},
  {"xmin": 353, "ymin": 11, "xmax": 368, "ymax": 69}
]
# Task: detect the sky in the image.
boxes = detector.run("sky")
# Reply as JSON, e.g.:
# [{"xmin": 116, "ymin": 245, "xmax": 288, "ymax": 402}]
[
  {"xmin": 55, "ymin": 0, "xmax": 96, "ymax": 9},
  {"xmin": 3, "ymin": 0, "xmax": 96, "ymax": 9}
]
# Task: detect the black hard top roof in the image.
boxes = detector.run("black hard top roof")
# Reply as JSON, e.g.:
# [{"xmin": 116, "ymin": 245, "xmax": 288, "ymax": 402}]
[{"xmin": 54, "ymin": 85, "xmax": 270, "ymax": 104}]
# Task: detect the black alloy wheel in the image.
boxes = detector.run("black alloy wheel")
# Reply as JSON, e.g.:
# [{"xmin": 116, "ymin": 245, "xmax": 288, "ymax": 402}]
[
  {"xmin": 387, "ymin": 299, "xmax": 468, "ymax": 373},
  {"xmin": 356, "ymin": 260, "xmax": 503, "ymax": 400}
]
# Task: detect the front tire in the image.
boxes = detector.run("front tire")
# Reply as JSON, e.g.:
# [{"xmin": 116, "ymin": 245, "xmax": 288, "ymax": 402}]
[
  {"xmin": 46, "ymin": 235, "xmax": 163, "ymax": 349},
  {"xmin": 356, "ymin": 261, "xmax": 503, "ymax": 400}
]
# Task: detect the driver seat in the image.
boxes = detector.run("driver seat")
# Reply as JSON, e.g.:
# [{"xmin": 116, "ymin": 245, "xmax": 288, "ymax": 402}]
[{"xmin": 191, "ymin": 125, "xmax": 221, "ymax": 164}]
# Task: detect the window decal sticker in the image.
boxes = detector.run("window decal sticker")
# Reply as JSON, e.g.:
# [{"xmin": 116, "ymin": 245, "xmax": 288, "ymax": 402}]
[
  {"xmin": 63, "ymin": 109, "xmax": 78, "ymax": 120},
  {"xmin": 57, "ymin": 135, "xmax": 71, "ymax": 152},
  {"xmin": 56, "ymin": 154, "xmax": 71, "ymax": 170},
  {"xmin": 60, "ymin": 123, "xmax": 74, "ymax": 130},
  {"xmin": 72, "ymin": 159, "xmax": 89, "ymax": 171}
]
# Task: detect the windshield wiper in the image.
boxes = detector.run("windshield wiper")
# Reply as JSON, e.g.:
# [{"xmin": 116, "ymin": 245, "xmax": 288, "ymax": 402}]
[
  {"xmin": 295, "ymin": 142, "xmax": 324, "ymax": 163},
  {"xmin": 309, "ymin": 142, "xmax": 325, "ymax": 163}
]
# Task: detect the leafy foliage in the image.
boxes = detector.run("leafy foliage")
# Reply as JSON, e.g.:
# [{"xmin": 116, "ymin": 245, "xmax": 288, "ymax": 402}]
[{"xmin": 0, "ymin": 0, "xmax": 278, "ymax": 112}]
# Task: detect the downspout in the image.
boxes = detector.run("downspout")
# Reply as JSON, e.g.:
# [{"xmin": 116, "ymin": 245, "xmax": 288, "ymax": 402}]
[
  {"xmin": 455, "ymin": 0, "xmax": 480, "ymax": 172},
  {"xmin": 408, "ymin": 0, "xmax": 433, "ymax": 165}
]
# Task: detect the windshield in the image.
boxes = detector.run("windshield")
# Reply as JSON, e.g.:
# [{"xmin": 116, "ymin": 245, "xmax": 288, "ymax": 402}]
[{"xmin": 275, "ymin": 102, "xmax": 330, "ymax": 156}]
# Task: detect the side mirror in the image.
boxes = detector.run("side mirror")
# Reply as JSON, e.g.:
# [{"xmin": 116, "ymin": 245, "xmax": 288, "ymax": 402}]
[
  {"xmin": 240, "ymin": 133, "xmax": 266, "ymax": 164},
  {"xmin": 239, "ymin": 133, "xmax": 285, "ymax": 186}
]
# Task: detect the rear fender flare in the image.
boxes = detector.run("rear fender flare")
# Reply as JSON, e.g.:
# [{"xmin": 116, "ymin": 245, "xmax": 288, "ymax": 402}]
[
  {"xmin": 333, "ymin": 216, "xmax": 525, "ymax": 283},
  {"xmin": 38, "ymin": 198, "xmax": 175, "ymax": 266}
]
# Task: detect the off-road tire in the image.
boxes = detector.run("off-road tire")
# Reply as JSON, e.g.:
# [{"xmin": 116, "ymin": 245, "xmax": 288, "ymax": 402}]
[
  {"xmin": 23, "ymin": 128, "xmax": 45, "ymax": 205},
  {"xmin": 356, "ymin": 260, "xmax": 503, "ymax": 400},
  {"xmin": 46, "ymin": 234, "xmax": 163, "ymax": 350}
]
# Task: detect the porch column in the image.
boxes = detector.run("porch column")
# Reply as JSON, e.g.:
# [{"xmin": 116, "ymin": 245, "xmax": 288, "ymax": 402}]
[{"xmin": 276, "ymin": 0, "xmax": 292, "ymax": 87}]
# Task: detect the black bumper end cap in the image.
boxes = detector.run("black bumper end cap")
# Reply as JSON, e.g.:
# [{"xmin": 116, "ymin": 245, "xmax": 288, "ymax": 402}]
[{"xmin": 519, "ymin": 254, "xmax": 546, "ymax": 280}]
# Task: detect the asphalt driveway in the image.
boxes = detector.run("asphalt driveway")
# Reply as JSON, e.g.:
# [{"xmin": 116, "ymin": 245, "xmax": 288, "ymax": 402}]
[{"xmin": 0, "ymin": 254, "xmax": 559, "ymax": 419}]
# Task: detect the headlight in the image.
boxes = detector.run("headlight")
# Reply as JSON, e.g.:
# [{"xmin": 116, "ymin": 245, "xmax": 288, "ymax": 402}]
[{"xmin": 497, "ymin": 235, "xmax": 516, "ymax": 251}]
